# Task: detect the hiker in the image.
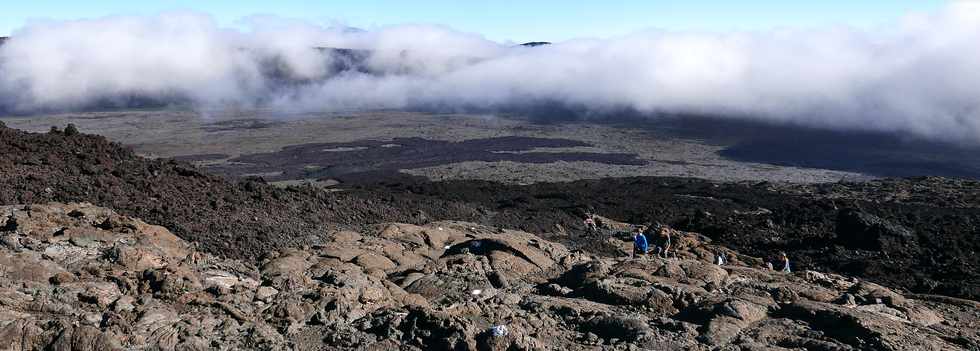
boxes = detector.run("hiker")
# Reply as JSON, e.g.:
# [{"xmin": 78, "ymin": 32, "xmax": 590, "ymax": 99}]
[
  {"xmin": 652, "ymin": 226, "xmax": 672, "ymax": 258},
  {"xmin": 583, "ymin": 215, "xmax": 598, "ymax": 233},
  {"xmin": 780, "ymin": 252, "xmax": 791, "ymax": 273},
  {"xmin": 632, "ymin": 227, "xmax": 648, "ymax": 258}
]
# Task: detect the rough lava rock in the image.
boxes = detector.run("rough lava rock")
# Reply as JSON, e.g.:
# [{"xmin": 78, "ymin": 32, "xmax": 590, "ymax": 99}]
[
  {"xmin": 1, "ymin": 203, "xmax": 978, "ymax": 350},
  {"xmin": 835, "ymin": 208, "xmax": 917, "ymax": 251}
]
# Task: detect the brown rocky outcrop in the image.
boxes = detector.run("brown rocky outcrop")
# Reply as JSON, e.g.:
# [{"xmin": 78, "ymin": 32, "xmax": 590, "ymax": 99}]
[{"xmin": 1, "ymin": 203, "xmax": 978, "ymax": 350}]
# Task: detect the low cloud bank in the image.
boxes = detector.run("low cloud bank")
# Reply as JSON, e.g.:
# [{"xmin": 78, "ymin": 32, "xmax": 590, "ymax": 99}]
[{"xmin": 2, "ymin": 4, "xmax": 980, "ymax": 143}]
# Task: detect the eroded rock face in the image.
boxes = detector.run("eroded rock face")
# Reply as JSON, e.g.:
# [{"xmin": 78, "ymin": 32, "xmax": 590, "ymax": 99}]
[{"xmin": 1, "ymin": 203, "xmax": 978, "ymax": 350}]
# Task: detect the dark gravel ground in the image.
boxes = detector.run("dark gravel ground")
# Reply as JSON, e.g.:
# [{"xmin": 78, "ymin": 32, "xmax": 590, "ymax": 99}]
[{"xmin": 2, "ymin": 123, "xmax": 979, "ymax": 300}]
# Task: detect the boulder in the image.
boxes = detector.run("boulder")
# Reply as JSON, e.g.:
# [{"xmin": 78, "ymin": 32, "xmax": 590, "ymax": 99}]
[
  {"xmin": 781, "ymin": 300, "xmax": 961, "ymax": 350},
  {"xmin": 581, "ymin": 315, "xmax": 652, "ymax": 343},
  {"xmin": 354, "ymin": 252, "xmax": 397, "ymax": 271},
  {"xmin": 255, "ymin": 286, "xmax": 279, "ymax": 302}
]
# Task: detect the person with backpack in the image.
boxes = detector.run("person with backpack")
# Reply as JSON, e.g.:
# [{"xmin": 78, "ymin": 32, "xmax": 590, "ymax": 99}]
[
  {"xmin": 583, "ymin": 214, "xmax": 598, "ymax": 233},
  {"xmin": 653, "ymin": 226, "xmax": 672, "ymax": 259},
  {"xmin": 715, "ymin": 251, "xmax": 727, "ymax": 265},
  {"xmin": 780, "ymin": 252, "xmax": 791, "ymax": 273}
]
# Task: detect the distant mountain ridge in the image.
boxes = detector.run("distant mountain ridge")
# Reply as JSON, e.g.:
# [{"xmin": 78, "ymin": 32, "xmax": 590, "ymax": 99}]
[{"xmin": 520, "ymin": 41, "xmax": 551, "ymax": 47}]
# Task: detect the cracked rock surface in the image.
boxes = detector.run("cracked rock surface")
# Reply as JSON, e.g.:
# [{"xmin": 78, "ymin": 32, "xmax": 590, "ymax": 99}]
[{"xmin": 2, "ymin": 203, "xmax": 978, "ymax": 350}]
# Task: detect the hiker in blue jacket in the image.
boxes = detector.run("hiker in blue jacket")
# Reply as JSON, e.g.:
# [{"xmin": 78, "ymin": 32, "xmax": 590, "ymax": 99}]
[{"xmin": 632, "ymin": 227, "xmax": 648, "ymax": 258}]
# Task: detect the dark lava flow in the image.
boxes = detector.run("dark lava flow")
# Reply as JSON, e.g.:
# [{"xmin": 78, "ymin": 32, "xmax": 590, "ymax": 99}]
[
  {"xmin": 205, "ymin": 136, "xmax": 645, "ymax": 181},
  {"xmin": 595, "ymin": 115, "xmax": 980, "ymax": 179},
  {"xmin": 2, "ymin": 123, "xmax": 979, "ymax": 301},
  {"xmin": 201, "ymin": 119, "xmax": 287, "ymax": 132},
  {"xmin": 493, "ymin": 110, "xmax": 980, "ymax": 179}
]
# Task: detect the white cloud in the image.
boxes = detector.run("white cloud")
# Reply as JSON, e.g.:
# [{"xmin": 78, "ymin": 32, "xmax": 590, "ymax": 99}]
[{"xmin": 2, "ymin": 3, "xmax": 980, "ymax": 143}]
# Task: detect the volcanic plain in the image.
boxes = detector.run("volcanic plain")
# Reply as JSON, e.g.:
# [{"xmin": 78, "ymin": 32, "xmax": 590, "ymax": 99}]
[{"xmin": 3, "ymin": 110, "xmax": 980, "ymax": 350}]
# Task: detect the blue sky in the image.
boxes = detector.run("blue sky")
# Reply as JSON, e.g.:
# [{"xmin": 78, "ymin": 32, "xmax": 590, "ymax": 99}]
[{"xmin": 0, "ymin": 0, "xmax": 949, "ymax": 42}]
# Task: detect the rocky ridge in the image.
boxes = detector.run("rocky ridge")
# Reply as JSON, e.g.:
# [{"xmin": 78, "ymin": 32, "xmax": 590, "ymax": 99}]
[{"xmin": 2, "ymin": 203, "xmax": 978, "ymax": 350}]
